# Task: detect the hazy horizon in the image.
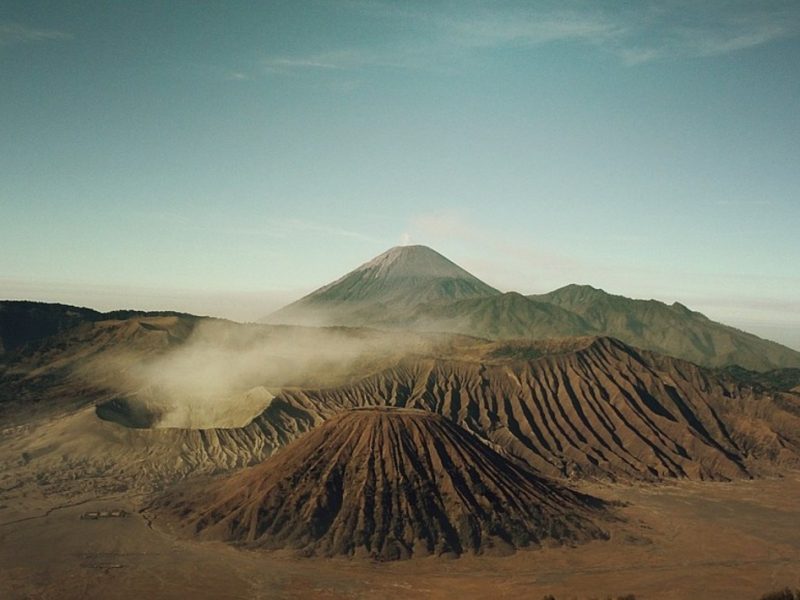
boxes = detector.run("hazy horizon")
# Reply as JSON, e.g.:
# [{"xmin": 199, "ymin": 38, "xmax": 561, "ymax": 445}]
[
  {"xmin": 3, "ymin": 241, "xmax": 800, "ymax": 352},
  {"xmin": 2, "ymin": 1, "xmax": 799, "ymax": 350}
]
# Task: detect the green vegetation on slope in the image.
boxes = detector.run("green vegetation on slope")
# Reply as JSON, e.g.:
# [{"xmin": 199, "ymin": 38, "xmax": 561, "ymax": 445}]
[{"xmin": 528, "ymin": 284, "xmax": 800, "ymax": 372}]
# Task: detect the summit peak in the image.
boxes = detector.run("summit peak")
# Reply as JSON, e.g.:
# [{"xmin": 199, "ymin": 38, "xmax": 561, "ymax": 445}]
[
  {"xmin": 266, "ymin": 245, "xmax": 500, "ymax": 326},
  {"xmin": 355, "ymin": 245, "xmax": 477, "ymax": 280}
]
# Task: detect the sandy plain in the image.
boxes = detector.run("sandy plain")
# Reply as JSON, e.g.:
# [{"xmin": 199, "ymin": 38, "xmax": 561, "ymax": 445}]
[{"xmin": 2, "ymin": 467, "xmax": 799, "ymax": 599}]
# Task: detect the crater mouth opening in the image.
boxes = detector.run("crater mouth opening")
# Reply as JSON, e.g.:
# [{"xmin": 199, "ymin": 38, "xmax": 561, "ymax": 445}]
[
  {"xmin": 95, "ymin": 396, "xmax": 164, "ymax": 429},
  {"xmin": 95, "ymin": 386, "xmax": 274, "ymax": 430}
]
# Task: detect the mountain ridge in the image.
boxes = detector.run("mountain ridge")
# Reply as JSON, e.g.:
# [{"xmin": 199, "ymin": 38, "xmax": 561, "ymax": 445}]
[
  {"xmin": 0, "ymin": 300, "xmax": 201, "ymax": 356},
  {"xmin": 530, "ymin": 284, "xmax": 800, "ymax": 371},
  {"xmin": 265, "ymin": 246, "xmax": 800, "ymax": 371}
]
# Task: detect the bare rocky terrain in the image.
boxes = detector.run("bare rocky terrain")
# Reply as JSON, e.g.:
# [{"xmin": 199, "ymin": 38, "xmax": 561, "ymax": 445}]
[
  {"xmin": 2, "ymin": 467, "xmax": 799, "ymax": 599},
  {"xmin": 2, "ymin": 245, "xmax": 800, "ymax": 598},
  {"xmin": 270, "ymin": 337, "xmax": 800, "ymax": 481},
  {"xmin": 155, "ymin": 408, "xmax": 608, "ymax": 559},
  {"xmin": 5, "ymin": 313, "xmax": 798, "ymax": 511}
]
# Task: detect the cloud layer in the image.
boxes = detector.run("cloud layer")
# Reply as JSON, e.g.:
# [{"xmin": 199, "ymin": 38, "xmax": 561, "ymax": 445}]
[
  {"xmin": 259, "ymin": 1, "xmax": 800, "ymax": 73},
  {"xmin": 0, "ymin": 22, "xmax": 71, "ymax": 46}
]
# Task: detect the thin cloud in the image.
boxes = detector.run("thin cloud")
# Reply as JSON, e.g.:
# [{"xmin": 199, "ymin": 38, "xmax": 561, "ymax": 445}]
[
  {"xmin": 438, "ymin": 2, "xmax": 800, "ymax": 64},
  {"xmin": 262, "ymin": 8, "xmax": 623, "ymax": 74},
  {"xmin": 305, "ymin": 2, "xmax": 800, "ymax": 70},
  {"xmin": 262, "ymin": 46, "xmax": 423, "ymax": 74},
  {"xmin": 693, "ymin": 26, "xmax": 790, "ymax": 56},
  {"xmin": 264, "ymin": 56, "xmax": 347, "ymax": 71},
  {"xmin": 433, "ymin": 10, "xmax": 625, "ymax": 49},
  {"xmin": 228, "ymin": 3, "xmax": 800, "ymax": 80},
  {"xmin": 609, "ymin": 2, "xmax": 800, "ymax": 64},
  {"xmin": 616, "ymin": 47, "xmax": 663, "ymax": 65},
  {"xmin": 0, "ymin": 22, "xmax": 72, "ymax": 46},
  {"xmin": 142, "ymin": 211, "xmax": 377, "ymax": 243},
  {"xmin": 279, "ymin": 217, "xmax": 380, "ymax": 243}
]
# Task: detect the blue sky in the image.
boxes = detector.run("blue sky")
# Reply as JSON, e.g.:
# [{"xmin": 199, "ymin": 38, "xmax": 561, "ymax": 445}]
[{"xmin": 1, "ymin": 1, "xmax": 799, "ymax": 348}]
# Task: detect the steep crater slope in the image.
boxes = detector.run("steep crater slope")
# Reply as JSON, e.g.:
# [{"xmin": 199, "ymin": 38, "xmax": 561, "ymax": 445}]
[
  {"xmin": 155, "ymin": 408, "xmax": 608, "ymax": 559},
  {"xmin": 269, "ymin": 338, "xmax": 800, "ymax": 481},
  {"xmin": 76, "ymin": 335, "xmax": 800, "ymax": 485},
  {"xmin": 5, "ymin": 312, "xmax": 799, "ymax": 501}
]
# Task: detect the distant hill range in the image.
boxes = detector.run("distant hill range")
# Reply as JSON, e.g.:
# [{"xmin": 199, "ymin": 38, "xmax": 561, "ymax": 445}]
[
  {"xmin": 0, "ymin": 300, "xmax": 199, "ymax": 356},
  {"xmin": 266, "ymin": 245, "xmax": 800, "ymax": 372},
  {"xmin": 3, "ymin": 245, "xmax": 798, "ymax": 372},
  {"xmin": 528, "ymin": 284, "xmax": 800, "ymax": 372}
]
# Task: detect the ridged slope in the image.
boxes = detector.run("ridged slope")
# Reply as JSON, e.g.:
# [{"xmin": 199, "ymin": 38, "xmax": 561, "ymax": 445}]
[
  {"xmin": 7, "ymin": 311, "xmax": 799, "ymax": 493},
  {"xmin": 157, "ymin": 408, "xmax": 606, "ymax": 559},
  {"xmin": 270, "ymin": 338, "xmax": 800, "ymax": 481},
  {"xmin": 92, "ymin": 336, "xmax": 799, "ymax": 485}
]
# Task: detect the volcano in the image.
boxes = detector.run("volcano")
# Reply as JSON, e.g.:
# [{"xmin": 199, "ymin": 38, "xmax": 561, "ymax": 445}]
[
  {"xmin": 264, "ymin": 245, "xmax": 800, "ymax": 371},
  {"xmin": 156, "ymin": 408, "xmax": 607, "ymax": 559},
  {"xmin": 265, "ymin": 245, "xmax": 499, "ymax": 327}
]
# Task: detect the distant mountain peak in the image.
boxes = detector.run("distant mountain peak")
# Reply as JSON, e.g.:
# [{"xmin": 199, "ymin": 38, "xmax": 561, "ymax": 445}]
[
  {"xmin": 266, "ymin": 245, "xmax": 499, "ymax": 326},
  {"xmin": 346, "ymin": 244, "xmax": 480, "ymax": 281},
  {"xmin": 553, "ymin": 283, "xmax": 610, "ymax": 298},
  {"xmin": 311, "ymin": 244, "xmax": 498, "ymax": 297},
  {"xmin": 263, "ymin": 249, "xmax": 800, "ymax": 372}
]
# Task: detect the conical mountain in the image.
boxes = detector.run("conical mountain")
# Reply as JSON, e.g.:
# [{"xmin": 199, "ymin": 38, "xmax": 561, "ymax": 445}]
[
  {"xmin": 264, "ymin": 246, "xmax": 800, "ymax": 371},
  {"xmin": 156, "ymin": 408, "xmax": 607, "ymax": 559},
  {"xmin": 530, "ymin": 284, "xmax": 800, "ymax": 371},
  {"xmin": 266, "ymin": 245, "xmax": 499, "ymax": 327}
]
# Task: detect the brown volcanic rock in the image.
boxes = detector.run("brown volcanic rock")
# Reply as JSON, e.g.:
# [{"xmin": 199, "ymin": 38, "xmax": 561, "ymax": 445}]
[
  {"xmin": 273, "ymin": 337, "xmax": 767, "ymax": 481},
  {"xmin": 157, "ymin": 408, "xmax": 607, "ymax": 559}
]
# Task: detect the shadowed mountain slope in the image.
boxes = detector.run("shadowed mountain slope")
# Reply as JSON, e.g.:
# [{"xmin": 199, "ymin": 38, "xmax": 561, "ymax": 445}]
[
  {"xmin": 0, "ymin": 311, "xmax": 202, "ymax": 421},
  {"xmin": 0, "ymin": 300, "xmax": 200, "ymax": 357},
  {"xmin": 530, "ymin": 285, "xmax": 800, "ymax": 371},
  {"xmin": 717, "ymin": 366, "xmax": 800, "ymax": 393},
  {"xmin": 266, "ymin": 245, "xmax": 499, "ymax": 327},
  {"xmin": 156, "ymin": 408, "xmax": 607, "ymax": 559},
  {"xmin": 0, "ymin": 302, "xmax": 102, "ymax": 355}
]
